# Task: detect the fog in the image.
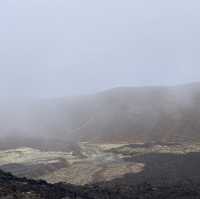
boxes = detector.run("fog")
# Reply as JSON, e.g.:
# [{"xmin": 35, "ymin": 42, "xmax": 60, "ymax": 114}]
[
  {"xmin": 0, "ymin": 1, "xmax": 200, "ymax": 145},
  {"xmin": 0, "ymin": 0, "xmax": 200, "ymax": 99}
]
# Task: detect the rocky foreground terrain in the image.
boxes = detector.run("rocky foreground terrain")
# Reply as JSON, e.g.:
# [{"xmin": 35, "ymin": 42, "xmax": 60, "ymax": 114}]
[
  {"xmin": 1, "ymin": 141, "xmax": 200, "ymax": 185},
  {"xmin": 1, "ymin": 142, "xmax": 200, "ymax": 198},
  {"xmin": 1, "ymin": 169, "xmax": 200, "ymax": 199},
  {"xmin": 0, "ymin": 142, "xmax": 143, "ymax": 185}
]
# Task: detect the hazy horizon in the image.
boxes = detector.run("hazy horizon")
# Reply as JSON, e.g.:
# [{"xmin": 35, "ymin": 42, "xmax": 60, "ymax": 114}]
[{"xmin": 1, "ymin": 0, "xmax": 200, "ymax": 98}]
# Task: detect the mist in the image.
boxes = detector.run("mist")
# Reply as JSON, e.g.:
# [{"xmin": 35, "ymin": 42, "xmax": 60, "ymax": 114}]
[
  {"xmin": 0, "ymin": 0, "xmax": 200, "ymax": 144},
  {"xmin": 2, "ymin": 2, "xmax": 200, "ymax": 197},
  {"xmin": 0, "ymin": 0, "xmax": 200, "ymax": 99}
]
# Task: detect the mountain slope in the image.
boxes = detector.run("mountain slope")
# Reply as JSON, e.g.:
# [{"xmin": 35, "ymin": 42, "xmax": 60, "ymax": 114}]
[{"xmin": 1, "ymin": 82, "xmax": 200, "ymax": 143}]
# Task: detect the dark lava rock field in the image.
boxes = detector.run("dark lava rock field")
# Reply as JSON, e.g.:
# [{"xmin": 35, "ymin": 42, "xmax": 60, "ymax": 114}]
[{"xmin": 1, "ymin": 169, "xmax": 200, "ymax": 199}]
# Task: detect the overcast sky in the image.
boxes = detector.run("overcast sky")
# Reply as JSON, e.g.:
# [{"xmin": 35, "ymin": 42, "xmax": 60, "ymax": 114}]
[{"xmin": 0, "ymin": 0, "xmax": 200, "ymax": 98}]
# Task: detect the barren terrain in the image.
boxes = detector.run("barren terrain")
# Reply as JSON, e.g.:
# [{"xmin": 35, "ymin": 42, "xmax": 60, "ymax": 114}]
[{"xmin": 1, "ymin": 141, "xmax": 200, "ymax": 185}]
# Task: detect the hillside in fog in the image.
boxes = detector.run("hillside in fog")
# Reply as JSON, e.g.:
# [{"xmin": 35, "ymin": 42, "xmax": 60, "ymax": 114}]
[{"xmin": 0, "ymin": 82, "xmax": 200, "ymax": 143}]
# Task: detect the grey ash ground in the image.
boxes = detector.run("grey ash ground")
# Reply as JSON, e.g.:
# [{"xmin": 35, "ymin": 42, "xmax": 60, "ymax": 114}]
[
  {"xmin": 1, "ymin": 141, "xmax": 200, "ymax": 185},
  {"xmin": 1, "ymin": 141, "xmax": 200, "ymax": 198}
]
